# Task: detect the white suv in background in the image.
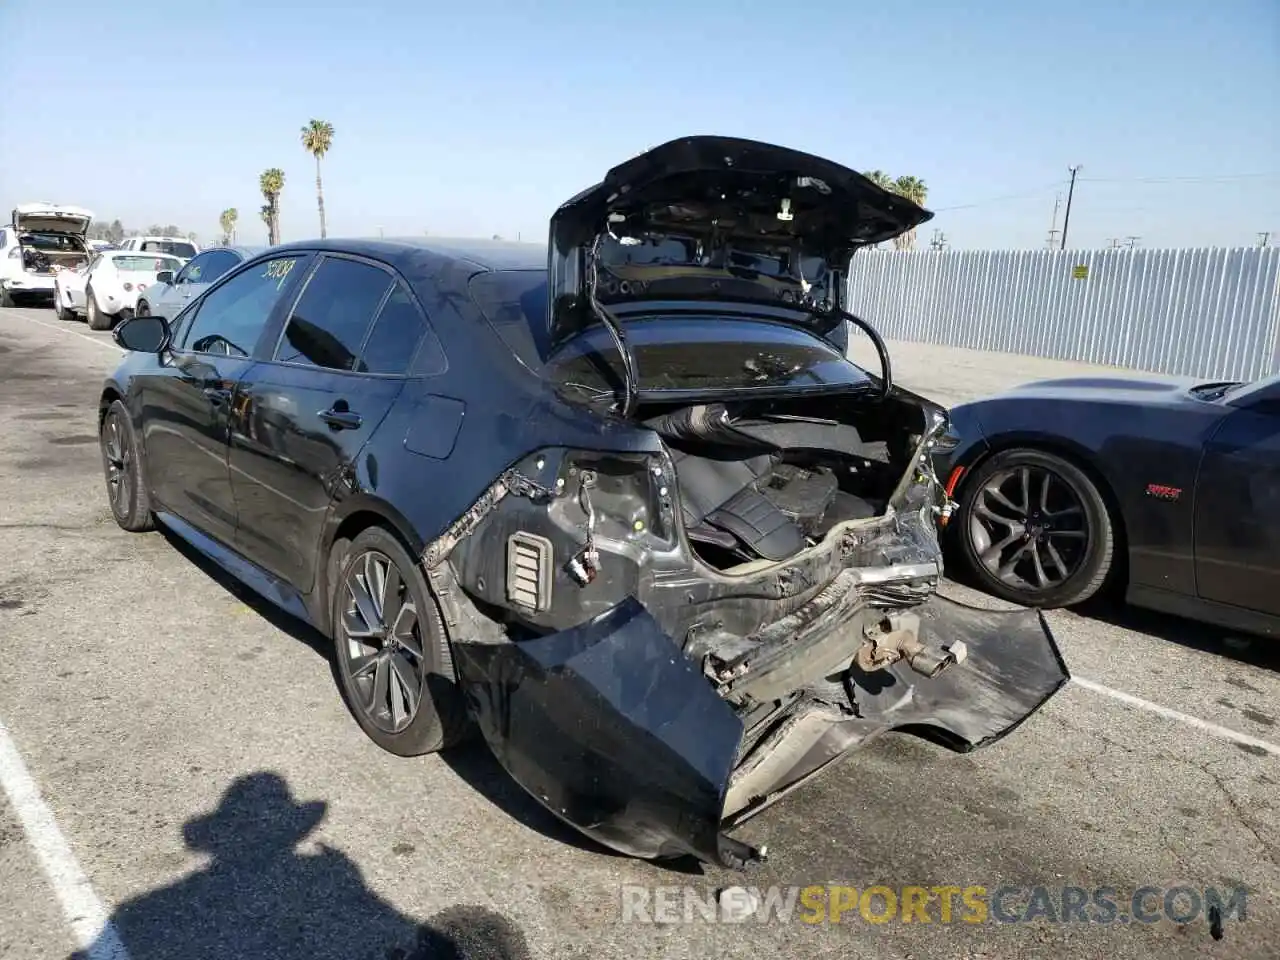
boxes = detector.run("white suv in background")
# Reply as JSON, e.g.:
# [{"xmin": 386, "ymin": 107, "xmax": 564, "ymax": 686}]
[
  {"xmin": 0, "ymin": 203, "xmax": 94, "ymax": 307},
  {"xmin": 118, "ymin": 236, "xmax": 199, "ymax": 263}
]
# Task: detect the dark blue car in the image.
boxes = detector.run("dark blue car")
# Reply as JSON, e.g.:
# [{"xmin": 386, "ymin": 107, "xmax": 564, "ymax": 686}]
[{"xmin": 97, "ymin": 136, "xmax": 1069, "ymax": 867}]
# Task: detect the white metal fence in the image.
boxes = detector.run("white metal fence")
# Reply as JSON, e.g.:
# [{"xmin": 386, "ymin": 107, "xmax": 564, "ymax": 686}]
[{"xmin": 846, "ymin": 247, "xmax": 1280, "ymax": 381}]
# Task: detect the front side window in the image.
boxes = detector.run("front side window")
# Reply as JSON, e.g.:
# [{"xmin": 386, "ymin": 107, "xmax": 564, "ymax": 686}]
[
  {"xmin": 180, "ymin": 254, "xmax": 308, "ymax": 358},
  {"xmin": 274, "ymin": 256, "xmax": 392, "ymax": 372}
]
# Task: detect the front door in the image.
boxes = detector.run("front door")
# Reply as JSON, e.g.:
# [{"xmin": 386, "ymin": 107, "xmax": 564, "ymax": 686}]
[
  {"xmin": 228, "ymin": 255, "xmax": 417, "ymax": 592},
  {"xmin": 141, "ymin": 252, "xmax": 311, "ymax": 545},
  {"xmin": 1193, "ymin": 378, "xmax": 1280, "ymax": 616}
]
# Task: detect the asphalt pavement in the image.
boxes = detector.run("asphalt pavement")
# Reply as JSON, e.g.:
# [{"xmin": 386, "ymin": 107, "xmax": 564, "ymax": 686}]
[{"xmin": 1, "ymin": 305, "xmax": 1277, "ymax": 960}]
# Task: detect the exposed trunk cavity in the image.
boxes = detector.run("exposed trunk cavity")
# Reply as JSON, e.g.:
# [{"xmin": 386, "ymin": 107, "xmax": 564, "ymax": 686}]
[
  {"xmin": 19, "ymin": 238, "xmax": 88, "ymax": 276},
  {"xmin": 638, "ymin": 391, "xmax": 928, "ymax": 573}
]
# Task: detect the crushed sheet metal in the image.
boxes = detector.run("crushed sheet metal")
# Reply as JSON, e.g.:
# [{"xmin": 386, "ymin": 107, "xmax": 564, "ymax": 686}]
[{"xmin": 422, "ymin": 470, "xmax": 556, "ymax": 569}]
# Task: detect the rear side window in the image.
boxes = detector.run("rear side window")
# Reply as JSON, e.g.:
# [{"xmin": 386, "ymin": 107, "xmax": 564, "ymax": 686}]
[
  {"xmin": 358, "ymin": 282, "xmax": 445, "ymax": 376},
  {"xmin": 274, "ymin": 256, "xmax": 392, "ymax": 371},
  {"xmin": 201, "ymin": 250, "xmax": 241, "ymax": 283}
]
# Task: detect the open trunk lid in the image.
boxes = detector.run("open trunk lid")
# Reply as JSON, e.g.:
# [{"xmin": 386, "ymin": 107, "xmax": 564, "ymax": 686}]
[
  {"xmin": 546, "ymin": 136, "xmax": 931, "ymax": 349},
  {"xmin": 13, "ymin": 202, "xmax": 94, "ymax": 237}
]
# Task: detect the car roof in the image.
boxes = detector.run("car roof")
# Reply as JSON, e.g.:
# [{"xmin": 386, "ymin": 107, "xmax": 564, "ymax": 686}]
[
  {"xmin": 104, "ymin": 249, "xmax": 184, "ymax": 259},
  {"xmin": 200, "ymin": 245, "xmax": 263, "ymax": 258},
  {"xmin": 267, "ymin": 236, "xmax": 548, "ymax": 272},
  {"xmin": 129, "ymin": 235, "xmax": 194, "ymax": 242}
]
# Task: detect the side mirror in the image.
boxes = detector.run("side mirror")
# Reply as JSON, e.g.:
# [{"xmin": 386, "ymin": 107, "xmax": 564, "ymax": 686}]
[
  {"xmin": 156, "ymin": 270, "xmax": 174, "ymax": 284},
  {"xmin": 113, "ymin": 315, "xmax": 172, "ymax": 354}
]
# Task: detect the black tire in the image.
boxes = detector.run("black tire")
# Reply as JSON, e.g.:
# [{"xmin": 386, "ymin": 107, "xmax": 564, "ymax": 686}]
[
  {"xmin": 55, "ymin": 286, "xmax": 76, "ymax": 321},
  {"xmin": 99, "ymin": 399, "xmax": 155, "ymax": 532},
  {"xmin": 86, "ymin": 285, "xmax": 112, "ymax": 330},
  {"xmin": 955, "ymin": 447, "xmax": 1114, "ymax": 608},
  {"xmin": 329, "ymin": 526, "xmax": 467, "ymax": 756}
]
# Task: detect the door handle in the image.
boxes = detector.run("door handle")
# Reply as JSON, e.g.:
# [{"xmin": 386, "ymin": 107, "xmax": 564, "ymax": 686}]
[
  {"xmin": 203, "ymin": 386, "xmax": 232, "ymax": 405},
  {"xmin": 319, "ymin": 408, "xmax": 363, "ymax": 430}
]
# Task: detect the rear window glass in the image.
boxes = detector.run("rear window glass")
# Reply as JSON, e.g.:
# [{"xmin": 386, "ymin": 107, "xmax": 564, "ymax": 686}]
[
  {"xmin": 114, "ymin": 255, "xmax": 181, "ymax": 272},
  {"xmin": 21, "ymin": 232, "xmax": 84, "ymax": 252},
  {"xmin": 468, "ymin": 269, "xmax": 550, "ymax": 368},
  {"xmin": 549, "ymin": 318, "xmax": 866, "ymax": 395},
  {"xmin": 139, "ymin": 240, "xmax": 197, "ymax": 258}
]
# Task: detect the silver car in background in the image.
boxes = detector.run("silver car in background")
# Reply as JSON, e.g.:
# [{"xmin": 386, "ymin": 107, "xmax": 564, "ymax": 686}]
[{"xmin": 135, "ymin": 245, "xmax": 264, "ymax": 319}]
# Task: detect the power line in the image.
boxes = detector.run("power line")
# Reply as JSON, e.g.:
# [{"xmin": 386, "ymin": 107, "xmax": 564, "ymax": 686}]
[
  {"xmin": 1078, "ymin": 172, "xmax": 1278, "ymax": 184},
  {"xmin": 933, "ymin": 171, "xmax": 1276, "ymax": 214},
  {"xmin": 932, "ymin": 184, "xmax": 1063, "ymax": 212}
]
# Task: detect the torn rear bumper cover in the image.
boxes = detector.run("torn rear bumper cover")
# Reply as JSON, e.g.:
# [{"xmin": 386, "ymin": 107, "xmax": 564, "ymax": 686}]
[{"xmin": 452, "ymin": 593, "xmax": 1069, "ymax": 868}]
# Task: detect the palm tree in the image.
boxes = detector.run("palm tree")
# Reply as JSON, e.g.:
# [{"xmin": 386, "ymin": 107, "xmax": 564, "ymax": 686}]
[
  {"xmin": 219, "ymin": 208, "xmax": 238, "ymax": 245},
  {"xmin": 890, "ymin": 175, "xmax": 929, "ymax": 250},
  {"xmin": 300, "ymin": 119, "xmax": 334, "ymax": 238},
  {"xmin": 259, "ymin": 168, "xmax": 285, "ymax": 245},
  {"xmin": 865, "ymin": 170, "xmax": 895, "ymax": 192}
]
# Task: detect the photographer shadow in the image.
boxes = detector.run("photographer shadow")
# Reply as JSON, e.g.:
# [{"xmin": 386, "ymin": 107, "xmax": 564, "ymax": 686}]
[{"xmin": 71, "ymin": 771, "xmax": 529, "ymax": 960}]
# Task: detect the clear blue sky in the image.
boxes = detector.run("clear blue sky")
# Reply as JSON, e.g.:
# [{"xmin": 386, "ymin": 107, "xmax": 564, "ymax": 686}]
[{"xmin": 2, "ymin": 0, "xmax": 1276, "ymax": 250}]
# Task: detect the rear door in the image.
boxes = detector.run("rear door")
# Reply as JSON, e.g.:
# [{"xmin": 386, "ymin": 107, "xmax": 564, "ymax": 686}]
[
  {"xmin": 1194, "ymin": 379, "xmax": 1280, "ymax": 616},
  {"xmin": 140, "ymin": 251, "xmax": 311, "ymax": 545},
  {"xmin": 227, "ymin": 254, "xmax": 428, "ymax": 592}
]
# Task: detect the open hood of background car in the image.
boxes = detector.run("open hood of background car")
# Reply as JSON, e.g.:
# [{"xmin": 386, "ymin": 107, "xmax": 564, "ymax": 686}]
[
  {"xmin": 546, "ymin": 136, "xmax": 932, "ymax": 349},
  {"xmin": 13, "ymin": 203, "xmax": 94, "ymax": 237}
]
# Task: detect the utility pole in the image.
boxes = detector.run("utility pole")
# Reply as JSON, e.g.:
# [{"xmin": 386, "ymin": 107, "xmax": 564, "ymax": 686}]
[
  {"xmin": 1106, "ymin": 238, "xmax": 1122, "ymax": 249},
  {"xmin": 929, "ymin": 229, "xmax": 948, "ymax": 252},
  {"xmin": 1060, "ymin": 165, "xmax": 1082, "ymax": 250},
  {"xmin": 1258, "ymin": 231, "xmax": 1272, "ymax": 248},
  {"xmin": 1124, "ymin": 235, "xmax": 1141, "ymax": 249},
  {"xmin": 1047, "ymin": 193, "xmax": 1062, "ymax": 250}
]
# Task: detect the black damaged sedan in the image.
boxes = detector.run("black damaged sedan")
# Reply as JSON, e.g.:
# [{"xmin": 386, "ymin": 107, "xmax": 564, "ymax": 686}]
[{"xmin": 98, "ymin": 136, "xmax": 1068, "ymax": 867}]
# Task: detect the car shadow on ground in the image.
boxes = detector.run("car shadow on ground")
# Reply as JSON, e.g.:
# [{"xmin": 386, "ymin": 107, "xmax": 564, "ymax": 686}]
[
  {"xmin": 941, "ymin": 545, "xmax": 1279, "ymax": 673},
  {"xmin": 1076, "ymin": 594, "xmax": 1280, "ymax": 673},
  {"xmin": 155, "ymin": 526, "xmax": 708, "ymax": 876},
  {"xmin": 70, "ymin": 771, "xmax": 530, "ymax": 960}
]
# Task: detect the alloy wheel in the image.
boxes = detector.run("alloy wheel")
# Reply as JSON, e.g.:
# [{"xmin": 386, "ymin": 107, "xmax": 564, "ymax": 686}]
[
  {"xmin": 101, "ymin": 410, "xmax": 132, "ymax": 515},
  {"xmin": 968, "ymin": 464, "xmax": 1090, "ymax": 593},
  {"xmin": 337, "ymin": 550, "xmax": 426, "ymax": 734}
]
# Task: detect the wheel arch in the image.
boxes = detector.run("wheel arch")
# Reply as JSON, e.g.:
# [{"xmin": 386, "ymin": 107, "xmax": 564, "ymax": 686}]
[
  {"xmin": 952, "ymin": 431, "xmax": 1130, "ymax": 592},
  {"xmin": 314, "ymin": 496, "xmax": 427, "ymax": 637},
  {"xmin": 98, "ymin": 382, "xmax": 126, "ymax": 426}
]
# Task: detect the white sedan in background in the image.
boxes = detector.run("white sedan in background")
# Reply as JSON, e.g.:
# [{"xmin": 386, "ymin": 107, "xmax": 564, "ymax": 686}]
[{"xmin": 53, "ymin": 251, "xmax": 184, "ymax": 330}]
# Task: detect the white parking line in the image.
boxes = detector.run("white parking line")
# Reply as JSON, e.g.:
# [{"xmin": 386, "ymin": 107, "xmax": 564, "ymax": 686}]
[
  {"xmin": 1073, "ymin": 675, "xmax": 1280, "ymax": 757},
  {"xmin": 0, "ymin": 717, "xmax": 131, "ymax": 960},
  {"xmin": 0, "ymin": 307, "xmax": 123, "ymax": 354}
]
